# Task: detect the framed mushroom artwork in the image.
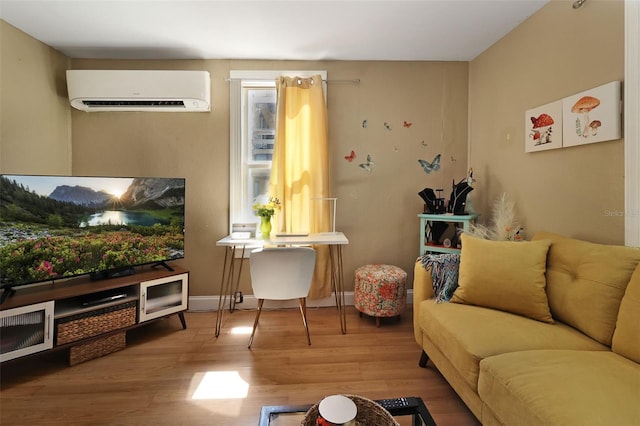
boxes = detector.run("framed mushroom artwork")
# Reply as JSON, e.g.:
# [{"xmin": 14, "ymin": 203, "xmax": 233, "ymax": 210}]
[
  {"xmin": 525, "ymin": 100, "xmax": 563, "ymax": 152},
  {"xmin": 562, "ymin": 81, "xmax": 621, "ymax": 148}
]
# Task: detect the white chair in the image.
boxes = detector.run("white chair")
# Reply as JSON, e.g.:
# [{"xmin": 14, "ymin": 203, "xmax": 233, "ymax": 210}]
[{"xmin": 248, "ymin": 246, "xmax": 317, "ymax": 349}]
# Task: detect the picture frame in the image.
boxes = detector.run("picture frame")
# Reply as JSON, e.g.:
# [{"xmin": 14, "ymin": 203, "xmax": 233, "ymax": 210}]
[
  {"xmin": 562, "ymin": 81, "xmax": 621, "ymax": 148},
  {"xmin": 525, "ymin": 100, "xmax": 562, "ymax": 153}
]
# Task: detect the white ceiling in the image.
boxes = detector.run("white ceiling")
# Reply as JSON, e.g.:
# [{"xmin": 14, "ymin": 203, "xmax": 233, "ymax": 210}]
[{"xmin": 0, "ymin": 0, "xmax": 549, "ymax": 61}]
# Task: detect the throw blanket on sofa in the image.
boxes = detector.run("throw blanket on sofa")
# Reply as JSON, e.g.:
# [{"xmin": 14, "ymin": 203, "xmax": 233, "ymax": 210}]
[{"xmin": 418, "ymin": 253, "xmax": 461, "ymax": 302}]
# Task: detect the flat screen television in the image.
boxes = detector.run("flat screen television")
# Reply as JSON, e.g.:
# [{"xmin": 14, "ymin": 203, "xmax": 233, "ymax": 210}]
[{"xmin": 0, "ymin": 174, "xmax": 185, "ymax": 295}]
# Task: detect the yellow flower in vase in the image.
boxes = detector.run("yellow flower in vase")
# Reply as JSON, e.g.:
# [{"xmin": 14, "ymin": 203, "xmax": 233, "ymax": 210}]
[{"xmin": 253, "ymin": 197, "xmax": 281, "ymax": 239}]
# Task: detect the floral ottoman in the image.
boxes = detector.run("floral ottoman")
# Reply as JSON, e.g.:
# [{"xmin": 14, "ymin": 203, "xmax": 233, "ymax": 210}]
[{"xmin": 354, "ymin": 264, "xmax": 407, "ymax": 327}]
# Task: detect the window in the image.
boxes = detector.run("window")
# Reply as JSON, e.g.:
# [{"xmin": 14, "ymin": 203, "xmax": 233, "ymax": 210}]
[
  {"xmin": 228, "ymin": 70, "xmax": 326, "ymax": 234},
  {"xmin": 237, "ymin": 82, "xmax": 276, "ymax": 224}
]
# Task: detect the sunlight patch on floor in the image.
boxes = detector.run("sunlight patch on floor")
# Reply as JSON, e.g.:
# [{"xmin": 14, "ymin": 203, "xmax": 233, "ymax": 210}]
[
  {"xmin": 189, "ymin": 371, "xmax": 249, "ymax": 400},
  {"xmin": 230, "ymin": 326, "xmax": 253, "ymax": 335}
]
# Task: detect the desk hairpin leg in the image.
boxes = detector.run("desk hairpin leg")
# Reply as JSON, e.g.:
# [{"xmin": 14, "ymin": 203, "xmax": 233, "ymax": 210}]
[
  {"xmin": 229, "ymin": 244, "xmax": 247, "ymax": 312},
  {"xmin": 329, "ymin": 247, "xmax": 340, "ymax": 311},
  {"xmin": 329, "ymin": 244, "xmax": 347, "ymax": 334},
  {"xmin": 215, "ymin": 246, "xmax": 232, "ymax": 337},
  {"xmin": 215, "ymin": 244, "xmax": 249, "ymax": 337},
  {"xmin": 337, "ymin": 245, "xmax": 346, "ymax": 334}
]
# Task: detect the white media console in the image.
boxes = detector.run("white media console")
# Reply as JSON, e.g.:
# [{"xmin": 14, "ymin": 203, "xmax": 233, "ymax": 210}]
[{"xmin": 0, "ymin": 266, "xmax": 188, "ymax": 365}]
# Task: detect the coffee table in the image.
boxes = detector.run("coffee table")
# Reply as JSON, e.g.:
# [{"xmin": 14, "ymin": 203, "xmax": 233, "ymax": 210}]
[{"xmin": 259, "ymin": 396, "xmax": 436, "ymax": 425}]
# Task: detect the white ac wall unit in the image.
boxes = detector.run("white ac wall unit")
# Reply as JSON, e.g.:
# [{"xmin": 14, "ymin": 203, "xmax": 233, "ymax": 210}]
[{"xmin": 66, "ymin": 70, "xmax": 211, "ymax": 112}]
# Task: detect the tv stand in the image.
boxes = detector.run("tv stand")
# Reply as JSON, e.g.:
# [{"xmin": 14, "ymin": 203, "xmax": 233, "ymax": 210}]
[
  {"xmin": 0, "ymin": 286, "xmax": 16, "ymax": 305},
  {"xmin": 152, "ymin": 261, "xmax": 174, "ymax": 272},
  {"xmin": 0, "ymin": 266, "xmax": 189, "ymax": 365},
  {"xmin": 90, "ymin": 266, "xmax": 136, "ymax": 281}
]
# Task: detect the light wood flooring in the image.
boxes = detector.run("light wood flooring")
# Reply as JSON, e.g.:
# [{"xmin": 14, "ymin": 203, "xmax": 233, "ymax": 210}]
[{"xmin": 1, "ymin": 305, "xmax": 479, "ymax": 426}]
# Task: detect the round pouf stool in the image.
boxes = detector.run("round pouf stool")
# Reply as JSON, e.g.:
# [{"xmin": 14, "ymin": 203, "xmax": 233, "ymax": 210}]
[{"xmin": 354, "ymin": 264, "xmax": 407, "ymax": 327}]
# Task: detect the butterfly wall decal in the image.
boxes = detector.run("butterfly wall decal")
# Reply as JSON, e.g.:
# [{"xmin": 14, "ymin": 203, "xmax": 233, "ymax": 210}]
[
  {"xmin": 344, "ymin": 150, "xmax": 356, "ymax": 162},
  {"xmin": 418, "ymin": 154, "xmax": 441, "ymax": 174},
  {"xmin": 359, "ymin": 155, "xmax": 375, "ymax": 173}
]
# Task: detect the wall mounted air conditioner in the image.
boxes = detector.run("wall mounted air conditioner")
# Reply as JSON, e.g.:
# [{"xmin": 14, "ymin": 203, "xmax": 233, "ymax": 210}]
[{"xmin": 66, "ymin": 70, "xmax": 211, "ymax": 112}]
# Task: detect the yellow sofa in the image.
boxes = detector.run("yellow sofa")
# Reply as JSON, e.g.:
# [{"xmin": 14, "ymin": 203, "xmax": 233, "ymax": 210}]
[{"xmin": 413, "ymin": 232, "xmax": 640, "ymax": 425}]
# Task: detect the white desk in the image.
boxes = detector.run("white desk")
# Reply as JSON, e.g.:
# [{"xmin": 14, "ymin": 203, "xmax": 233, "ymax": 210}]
[{"xmin": 215, "ymin": 232, "xmax": 349, "ymax": 337}]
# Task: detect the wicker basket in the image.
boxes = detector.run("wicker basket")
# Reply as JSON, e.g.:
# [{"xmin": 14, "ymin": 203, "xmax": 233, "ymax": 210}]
[
  {"xmin": 302, "ymin": 395, "xmax": 399, "ymax": 426},
  {"xmin": 69, "ymin": 332, "xmax": 126, "ymax": 366},
  {"xmin": 57, "ymin": 301, "xmax": 136, "ymax": 345}
]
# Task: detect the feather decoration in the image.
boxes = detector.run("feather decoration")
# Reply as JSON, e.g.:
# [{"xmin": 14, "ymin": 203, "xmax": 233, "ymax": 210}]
[
  {"xmin": 466, "ymin": 222, "xmax": 492, "ymax": 240},
  {"xmin": 467, "ymin": 193, "xmax": 524, "ymax": 241}
]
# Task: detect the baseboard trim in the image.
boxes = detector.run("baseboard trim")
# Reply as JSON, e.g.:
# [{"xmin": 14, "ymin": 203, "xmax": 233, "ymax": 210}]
[{"xmin": 188, "ymin": 290, "xmax": 414, "ymax": 312}]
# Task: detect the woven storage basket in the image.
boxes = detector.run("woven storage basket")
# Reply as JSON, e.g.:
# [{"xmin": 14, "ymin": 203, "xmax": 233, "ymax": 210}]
[
  {"xmin": 69, "ymin": 332, "xmax": 126, "ymax": 366},
  {"xmin": 57, "ymin": 301, "xmax": 136, "ymax": 345},
  {"xmin": 302, "ymin": 395, "xmax": 399, "ymax": 426}
]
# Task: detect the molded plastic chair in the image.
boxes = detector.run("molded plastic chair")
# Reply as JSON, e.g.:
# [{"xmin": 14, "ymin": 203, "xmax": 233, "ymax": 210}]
[{"xmin": 248, "ymin": 246, "xmax": 317, "ymax": 349}]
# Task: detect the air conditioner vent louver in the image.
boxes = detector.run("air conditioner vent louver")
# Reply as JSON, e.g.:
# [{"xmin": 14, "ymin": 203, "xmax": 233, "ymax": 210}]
[
  {"xmin": 66, "ymin": 70, "xmax": 210, "ymax": 112},
  {"xmin": 83, "ymin": 100, "xmax": 186, "ymax": 107}
]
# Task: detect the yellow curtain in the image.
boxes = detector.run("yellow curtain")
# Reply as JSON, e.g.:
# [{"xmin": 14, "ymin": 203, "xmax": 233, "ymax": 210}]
[{"xmin": 270, "ymin": 75, "xmax": 332, "ymax": 298}]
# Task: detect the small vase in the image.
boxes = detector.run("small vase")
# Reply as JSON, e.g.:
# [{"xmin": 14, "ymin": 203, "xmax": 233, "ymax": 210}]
[{"xmin": 260, "ymin": 216, "xmax": 272, "ymax": 239}]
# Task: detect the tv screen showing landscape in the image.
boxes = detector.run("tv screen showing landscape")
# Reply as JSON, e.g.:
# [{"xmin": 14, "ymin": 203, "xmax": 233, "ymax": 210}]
[{"xmin": 0, "ymin": 175, "xmax": 185, "ymax": 288}]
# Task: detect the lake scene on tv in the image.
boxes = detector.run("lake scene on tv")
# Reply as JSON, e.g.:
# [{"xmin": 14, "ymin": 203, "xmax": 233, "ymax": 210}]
[{"xmin": 0, "ymin": 175, "xmax": 185, "ymax": 287}]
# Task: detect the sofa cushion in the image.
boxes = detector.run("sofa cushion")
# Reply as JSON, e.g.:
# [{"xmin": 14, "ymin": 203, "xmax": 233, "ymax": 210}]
[
  {"xmin": 450, "ymin": 234, "xmax": 553, "ymax": 323},
  {"xmin": 418, "ymin": 300, "xmax": 607, "ymax": 391},
  {"xmin": 478, "ymin": 350, "xmax": 640, "ymax": 426},
  {"xmin": 533, "ymin": 231, "xmax": 640, "ymax": 346},
  {"xmin": 612, "ymin": 263, "xmax": 640, "ymax": 363}
]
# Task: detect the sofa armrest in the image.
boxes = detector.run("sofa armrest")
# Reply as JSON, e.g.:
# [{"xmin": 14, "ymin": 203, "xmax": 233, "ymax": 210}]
[{"xmin": 413, "ymin": 260, "xmax": 435, "ymax": 346}]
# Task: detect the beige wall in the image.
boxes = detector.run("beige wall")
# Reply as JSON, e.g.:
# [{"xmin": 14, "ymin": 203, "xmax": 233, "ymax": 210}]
[
  {"xmin": 0, "ymin": 21, "xmax": 71, "ymax": 174},
  {"xmin": 1, "ymin": 22, "xmax": 470, "ymax": 297},
  {"xmin": 469, "ymin": 0, "xmax": 625, "ymax": 244},
  {"xmin": 2, "ymin": 0, "xmax": 626, "ymax": 299},
  {"xmin": 67, "ymin": 59, "xmax": 469, "ymax": 297}
]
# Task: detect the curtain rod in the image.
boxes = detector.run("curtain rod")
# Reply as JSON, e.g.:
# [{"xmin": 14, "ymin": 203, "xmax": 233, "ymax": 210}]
[{"xmin": 224, "ymin": 77, "xmax": 360, "ymax": 84}]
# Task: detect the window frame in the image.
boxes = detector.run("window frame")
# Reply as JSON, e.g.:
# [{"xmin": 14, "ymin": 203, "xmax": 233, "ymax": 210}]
[{"xmin": 228, "ymin": 70, "xmax": 327, "ymax": 235}]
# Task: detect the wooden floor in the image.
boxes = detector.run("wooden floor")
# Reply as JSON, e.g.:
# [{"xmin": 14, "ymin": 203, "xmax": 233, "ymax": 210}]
[{"xmin": 0, "ymin": 305, "xmax": 479, "ymax": 426}]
